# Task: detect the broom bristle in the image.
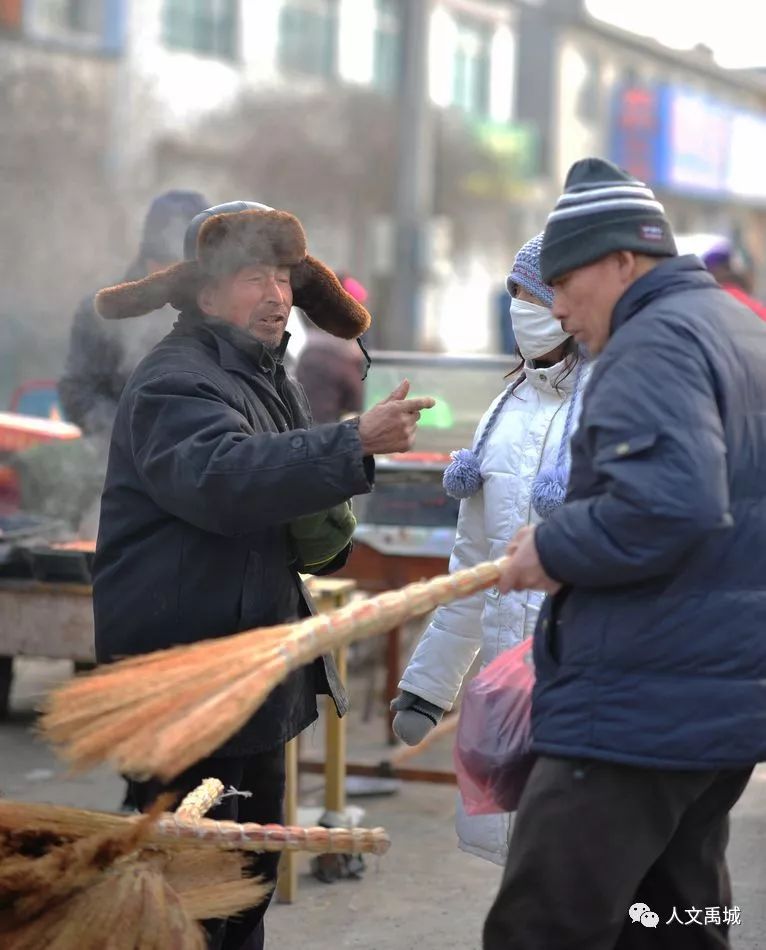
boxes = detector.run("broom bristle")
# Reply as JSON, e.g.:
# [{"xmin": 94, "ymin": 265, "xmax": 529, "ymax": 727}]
[
  {"xmin": 40, "ymin": 639, "xmax": 273, "ymax": 729},
  {"xmin": 164, "ymin": 851, "xmax": 269, "ymax": 919},
  {"xmin": 134, "ymin": 657, "xmax": 286, "ymax": 780},
  {"xmin": 43, "ymin": 644, "xmax": 287, "ymax": 777},
  {"xmin": 177, "ymin": 878, "xmax": 270, "ymax": 921},
  {"xmin": 0, "ymin": 801, "xmax": 128, "ymax": 845},
  {"xmin": 1, "ymin": 860, "xmax": 208, "ymax": 950},
  {"xmin": 58, "ymin": 653, "xmax": 287, "ymax": 781},
  {"xmin": 0, "ymin": 797, "xmax": 173, "ymax": 920}
]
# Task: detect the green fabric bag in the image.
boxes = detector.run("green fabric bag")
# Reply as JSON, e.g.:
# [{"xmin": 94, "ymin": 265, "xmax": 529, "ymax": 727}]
[{"xmin": 289, "ymin": 501, "xmax": 356, "ymax": 574}]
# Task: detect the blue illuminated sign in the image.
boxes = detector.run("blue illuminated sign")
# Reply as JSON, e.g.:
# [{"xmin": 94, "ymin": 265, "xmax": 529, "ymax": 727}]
[{"xmin": 610, "ymin": 83, "xmax": 766, "ymax": 202}]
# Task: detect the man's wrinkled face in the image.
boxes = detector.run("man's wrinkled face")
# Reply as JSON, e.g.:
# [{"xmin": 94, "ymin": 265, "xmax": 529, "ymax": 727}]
[
  {"xmin": 199, "ymin": 264, "xmax": 293, "ymax": 348},
  {"xmin": 551, "ymin": 253, "xmax": 632, "ymax": 356}
]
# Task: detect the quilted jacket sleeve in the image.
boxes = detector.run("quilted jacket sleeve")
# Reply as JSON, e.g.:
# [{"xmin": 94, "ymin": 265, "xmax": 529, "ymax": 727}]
[
  {"xmin": 535, "ymin": 332, "xmax": 731, "ymax": 588},
  {"xmin": 398, "ymin": 486, "xmax": 489, "ymax": 711},
  {"xmin": 129, "ymin": 369, "xmax": 372, "ymax": 536}
]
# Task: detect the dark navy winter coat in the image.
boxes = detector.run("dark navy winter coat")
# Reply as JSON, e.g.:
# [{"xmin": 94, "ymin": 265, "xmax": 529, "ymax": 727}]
[
  {"xmin": 93, "ymin": 310, "xmax": 373, "ymax": 755},
  {"xmin": 533, "ymin": 255, "xmax": 766, "ymax": 769}
]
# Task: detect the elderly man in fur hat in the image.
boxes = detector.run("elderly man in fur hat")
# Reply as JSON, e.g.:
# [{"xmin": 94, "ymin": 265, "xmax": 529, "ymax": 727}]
[{"xmin": 91, "ymin": 201, "xmax": 434, "ymax": 950}]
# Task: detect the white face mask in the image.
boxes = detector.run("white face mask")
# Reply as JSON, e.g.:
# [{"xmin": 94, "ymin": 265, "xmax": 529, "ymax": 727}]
[{"xmin": 510, "ymin": 297, "xmax": 571, "ymax": 360}]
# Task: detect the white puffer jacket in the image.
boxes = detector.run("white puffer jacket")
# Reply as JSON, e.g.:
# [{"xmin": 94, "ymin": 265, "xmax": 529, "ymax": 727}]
[{"xmin": 399, "ymin": 355, "xmax": 587, "ymax": 866}]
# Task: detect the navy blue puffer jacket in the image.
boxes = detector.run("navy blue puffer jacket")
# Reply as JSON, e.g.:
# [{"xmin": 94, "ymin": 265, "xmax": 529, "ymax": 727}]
[{"xmin": 533, "ymin": 255, "xmax": 766, "ymax": 769}]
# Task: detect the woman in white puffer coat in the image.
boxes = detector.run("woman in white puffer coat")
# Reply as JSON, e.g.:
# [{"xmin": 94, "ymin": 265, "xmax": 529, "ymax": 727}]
[{"xmin": 392, "ymin": 233, "xmax": 589, "ymax": 866}]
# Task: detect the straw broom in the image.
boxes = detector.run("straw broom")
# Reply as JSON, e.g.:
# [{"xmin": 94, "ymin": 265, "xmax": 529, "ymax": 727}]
[
  {"xmin": 0, "ymin": 780, "xmax": 390, "ymax": 948},
  {"xmin": 0, "ymin": 787, "xmax": 269, "ymax": 950},
  {"xmin": 42, "ymin": 556, "xmax": 512, "ymax": 782}
]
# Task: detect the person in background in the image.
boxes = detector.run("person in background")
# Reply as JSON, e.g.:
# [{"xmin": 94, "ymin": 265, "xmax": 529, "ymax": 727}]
[
  {"xmin": 54, "ymin": 190, "xmax": 208, "ymax": 537},
  {"xmin": 59, "ymin": 189, "xmax": 209, "ymax": 436},
  {"xmin": 485, "ymin": 158, "xmax": 766, "ymax": 950},
  {"xmin": 295, "ymin": 273, "xmax": 368, "ymax": 424},
  {"xmin": 706, "ymin": 247, "xmax": 766, "ymax": 320},
  {"xmin": 7, "ymin": 193, "xmax": 210, "ymax": 532},
  {"xmin": 391, "ymin": 233, "xmax": 588, "ymax": 867},
  {"xmin": 677, "ymin": 233, "xmax": 766, "ymax": 321}
]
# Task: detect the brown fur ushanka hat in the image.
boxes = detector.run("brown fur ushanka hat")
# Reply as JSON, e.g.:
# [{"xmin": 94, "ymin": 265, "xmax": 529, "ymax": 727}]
[{"xmin": 95, "ymin": 207, "xmax": 371, "ymax": 340}]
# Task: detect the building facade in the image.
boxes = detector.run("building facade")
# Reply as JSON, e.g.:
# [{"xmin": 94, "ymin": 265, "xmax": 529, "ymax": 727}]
[
  {"xmin": 517, "ymin": 0, "xmax": 766, "ymax": 292},
  {"xmin": 4, "ymin": 0, "xmax": 766, "ymax": 370},
  {"xmin": 1, "ymin": 0, "xmax": 538, "ymax": 356}
]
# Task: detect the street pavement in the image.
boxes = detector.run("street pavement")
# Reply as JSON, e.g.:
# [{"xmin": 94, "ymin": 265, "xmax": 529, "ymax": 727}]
[{"xmin": 1, "ymin": 658, "xmax": 764, "ymax": 950}]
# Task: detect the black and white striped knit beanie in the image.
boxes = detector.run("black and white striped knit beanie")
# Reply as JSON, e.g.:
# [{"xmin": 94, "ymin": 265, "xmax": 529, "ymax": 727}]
[{"xmin": 540, "ymin": 157, "xmax": 677, "ymax": 285}]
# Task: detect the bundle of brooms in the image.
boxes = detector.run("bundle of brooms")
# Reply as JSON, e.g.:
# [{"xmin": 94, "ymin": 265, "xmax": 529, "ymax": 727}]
[
  {"xmin": 0, "ymin": 779, "xmax": 262, "ymax": 950},
  {"xmin": 42, "ymin": 557, "xmax": 511, "ymax": 782},
  {"xmin": 0, "ymin": 778, "xmax": 391, "ymax": 950}
]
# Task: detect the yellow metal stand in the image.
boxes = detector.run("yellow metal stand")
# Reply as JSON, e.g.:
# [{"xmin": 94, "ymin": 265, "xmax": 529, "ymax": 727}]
[
  {"xmin": 275, "ymin": 577, "xmax": 356, "ymax": 903},
  {"xmin": 276, "ymin": 737, "xmax": 299, "ymax": 903},
  {"xmin": 324, "ymin": 645, "xmax": 347, "ymax": 815}
]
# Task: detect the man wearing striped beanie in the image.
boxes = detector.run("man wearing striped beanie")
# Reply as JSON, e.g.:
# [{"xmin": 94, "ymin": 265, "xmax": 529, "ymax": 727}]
[
  {"xmin": 484, "ymin": 157, "xmax": 766, "ymax": 949},
  {"xmin": 538, "ymin": 156, "xmax": 677, "ymax": 356}
]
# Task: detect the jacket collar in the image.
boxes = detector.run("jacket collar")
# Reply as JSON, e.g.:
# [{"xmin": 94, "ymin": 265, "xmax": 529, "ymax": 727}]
[
  {"xmin": 611, "ymin": 254, "xmax": 720, "ymax": 336},
  {"xmin": 525, "ymin": 354, "xmax": 580, "ymax": 396},
  {"xmin": 177, "ymin": 309, "xmax": 290, "ymax": 376}
]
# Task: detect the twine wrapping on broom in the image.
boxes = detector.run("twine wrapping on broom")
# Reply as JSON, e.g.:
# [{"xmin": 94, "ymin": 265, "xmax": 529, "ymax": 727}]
[
  {"xmin": 157, "ymin": 817, "xmax": 391, "ymax": 855},
  {"xmin": 41, "ymin": 556, "xmax": 513, "ymax": 782},
  {"xmin": 0, "ymin": 800, "xmax": 392, "ymax": 857},
  {"xmin": 175, "ymin": 778, "xmax": 225, "ymax": 821}
]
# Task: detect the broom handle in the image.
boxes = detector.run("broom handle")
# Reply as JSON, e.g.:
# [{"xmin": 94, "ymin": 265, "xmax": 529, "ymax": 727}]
[
  {"xmin": 155, "ymin": 817, "xmax": 391, "ymax": 856},
  {"xmin": 175, "ymin": 778, "xmax": 225, "ymax": 821},
  {"xmin": 0, "ymin": 800, "xmax": 389, "ymax": 857},
  {"xmin": 269, "ymin": 556, "xmax": 513, "ymax": 670}
]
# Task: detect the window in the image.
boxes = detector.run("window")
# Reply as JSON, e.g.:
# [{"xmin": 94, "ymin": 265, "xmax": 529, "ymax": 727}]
[
  {"xmin": 372, "ymin": 0, "xmax": 402, "ymax": 93},
  {"xmin": 25, "ymin": 0, "xmax": 124, "ymax": 51},
  {"xmin": 278, "ymin": 0, "xmax": 338, "ymax": 78},
  {"xmin": 163, "ymin": 0, "xmax": 238, "ymax": 61},
  {"xmin": 452, "ymin": 16, "xmax": 491, "ymax": 118},
  {"xmin": 577, "ymin": 52, "xmax": 602, "ymax": 123},
  {"xmin": 32, "ymin": 0, "xmax": 104, "ymax": 39}
]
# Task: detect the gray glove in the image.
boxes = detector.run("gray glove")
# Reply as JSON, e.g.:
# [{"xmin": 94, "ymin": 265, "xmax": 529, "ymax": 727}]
[{"xmin": 391, "ymin": 690, "xmax": 446, "ymax": 746}]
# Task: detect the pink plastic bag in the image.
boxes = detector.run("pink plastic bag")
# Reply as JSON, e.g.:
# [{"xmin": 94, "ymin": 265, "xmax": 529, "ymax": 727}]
[{"xmin": 453, "ymin": 637, "xmax": 536, "ymax": 815}]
